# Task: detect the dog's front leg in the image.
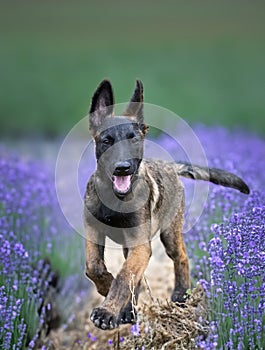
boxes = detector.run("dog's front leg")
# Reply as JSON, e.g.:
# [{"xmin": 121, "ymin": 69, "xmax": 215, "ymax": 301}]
[
  {"xmin": 90, "ymin": 243, "xmax": 151, "ymax": 330},
  {"xmin": 86, "ymin": 239, "xmax": 114, "ymax": 297}
]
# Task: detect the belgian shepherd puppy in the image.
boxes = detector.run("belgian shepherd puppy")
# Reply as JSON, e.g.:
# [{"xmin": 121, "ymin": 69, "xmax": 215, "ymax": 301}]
[{"xmin": 84, "ymin": 80, "xmax": 249, "ymax": 330}]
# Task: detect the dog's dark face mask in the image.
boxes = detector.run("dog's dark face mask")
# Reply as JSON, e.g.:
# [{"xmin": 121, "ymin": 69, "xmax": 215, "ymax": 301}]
[
  {"xmin": 95, "ymin": 118, "xmax": 144, "ymax": 197},
  {"xmin": 89, "ymin": 80, "xmax": 148, "ymax": 198}
]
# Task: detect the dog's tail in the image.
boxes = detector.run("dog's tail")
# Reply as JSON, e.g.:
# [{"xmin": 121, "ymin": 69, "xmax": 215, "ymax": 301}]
[{"xmin": 176, "ymin": 162, "xmax": 250, "ymax": 194}]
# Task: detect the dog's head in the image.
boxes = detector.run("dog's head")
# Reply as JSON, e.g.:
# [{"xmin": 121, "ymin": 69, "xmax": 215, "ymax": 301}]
[{"xmin": 89, "ymin": 80, "xmax": 148, "ymax": 198}]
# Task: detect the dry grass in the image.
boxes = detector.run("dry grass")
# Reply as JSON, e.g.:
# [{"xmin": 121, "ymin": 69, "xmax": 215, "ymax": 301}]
[{"xmin": 120, "ymin": 284, "xmax": 208, "ymax": 350}]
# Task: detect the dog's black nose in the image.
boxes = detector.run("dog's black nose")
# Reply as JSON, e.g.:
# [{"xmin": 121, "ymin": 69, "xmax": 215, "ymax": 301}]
[{"xmin": 114, "ymin": 161, "xmax": 131, "ymax": 175}]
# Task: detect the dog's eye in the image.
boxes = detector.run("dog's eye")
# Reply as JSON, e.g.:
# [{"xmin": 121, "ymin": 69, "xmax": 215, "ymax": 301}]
[
  {"xmin": 131, "ymin": 136, "xmax": 139, "ymax": 143},
  {"xmin": 102, "ymin": 138, "xmax": 113, "ymax": 145},
  {"xmin": 128, "ymin": 133, "xmax": 138, "ymax": 143}
]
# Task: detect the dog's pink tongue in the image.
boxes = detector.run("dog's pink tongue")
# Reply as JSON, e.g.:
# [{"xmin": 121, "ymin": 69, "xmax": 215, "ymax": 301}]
[{"xmin": 113, "ymin": 175, "xmax": 131, "ymax": 193}]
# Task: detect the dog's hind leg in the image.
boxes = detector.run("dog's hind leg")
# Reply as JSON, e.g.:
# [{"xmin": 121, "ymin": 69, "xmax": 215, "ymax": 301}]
[{"xmin": 160, "ymin": 215, "xmax": 190, "ymax": 303}]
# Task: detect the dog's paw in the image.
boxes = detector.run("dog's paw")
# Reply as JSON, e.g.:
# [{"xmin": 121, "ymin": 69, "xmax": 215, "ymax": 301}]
[
  {"xmin": 118, "ymin": 302, "xmax": 137, "ymax": 324},
  {"xmin": 171, "ymin": 288, "xmax": 189, "ymax": 305},
  {"xmin": 90, "ymin": 307, "xmax": 118, "ymax": 330}
]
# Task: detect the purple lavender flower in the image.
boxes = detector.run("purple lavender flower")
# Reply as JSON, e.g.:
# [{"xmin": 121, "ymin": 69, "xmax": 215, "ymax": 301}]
[{"xmin": 131, "ymin": 323, "xmax": 140, "ymax": 336}]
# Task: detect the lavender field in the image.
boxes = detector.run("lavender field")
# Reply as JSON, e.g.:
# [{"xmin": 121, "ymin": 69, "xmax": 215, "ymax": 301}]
[
  {"xmin": 0, "ymin": 149, "xmax": 85, "ymax": 349},
  {"xmin": 183, "ymin": 127, "xmax": 265, "ymax": 349},
  {"xmin": 1, "ymin": 125, "xmax": 265, "ymax": 349}
]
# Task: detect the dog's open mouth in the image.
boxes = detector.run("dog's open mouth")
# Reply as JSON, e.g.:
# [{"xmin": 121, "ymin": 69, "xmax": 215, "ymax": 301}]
[{"xmin": 112, "ymin": 175, "xmax": 132, "ymax": 195}]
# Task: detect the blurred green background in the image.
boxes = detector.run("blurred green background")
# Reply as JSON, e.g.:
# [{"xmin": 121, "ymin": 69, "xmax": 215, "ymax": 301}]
[{"xmin": 0, "ymin": 0, "xmax": 265, "ymax": 138}]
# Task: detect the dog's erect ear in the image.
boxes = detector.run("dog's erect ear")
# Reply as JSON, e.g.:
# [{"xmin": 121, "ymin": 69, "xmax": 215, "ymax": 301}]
[
  {"xmin": 89, "ymin": 80, "xmax": 114, "ymax": 136},
  {"xmin": 123, "ymin": 80, "xmax": 148, "ymax": 136},
  {"xmin": 123, "ymin": 80, "xmax": 144, "ymax": 123}
]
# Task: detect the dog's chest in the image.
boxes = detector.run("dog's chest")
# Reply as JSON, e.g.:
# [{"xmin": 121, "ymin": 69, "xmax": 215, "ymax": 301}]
[{"xmin": 86, "ymin": 198, "xmax": 141, "ymax": 229}]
